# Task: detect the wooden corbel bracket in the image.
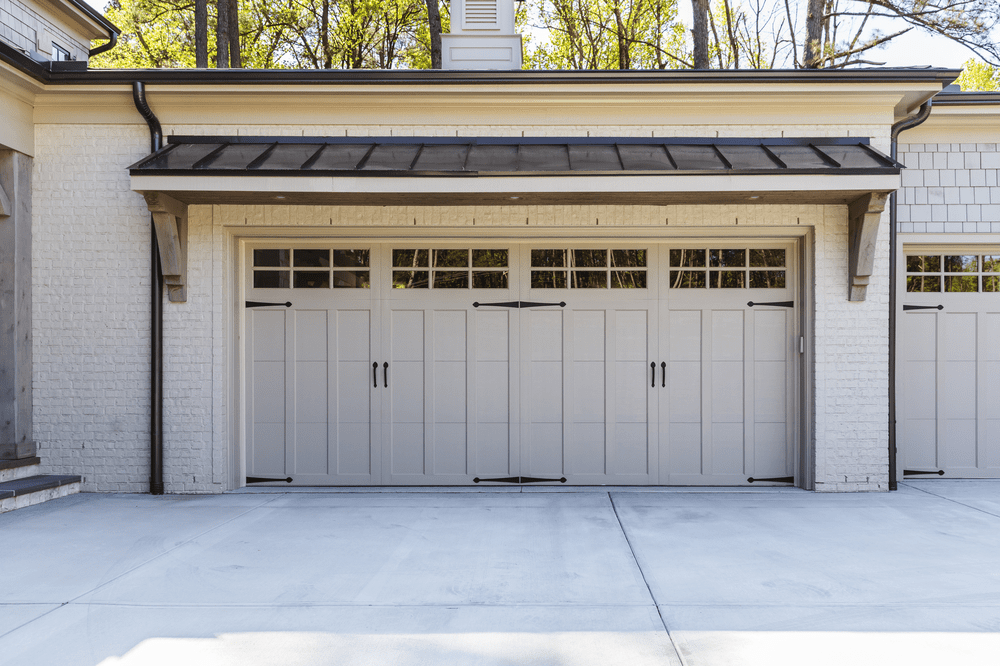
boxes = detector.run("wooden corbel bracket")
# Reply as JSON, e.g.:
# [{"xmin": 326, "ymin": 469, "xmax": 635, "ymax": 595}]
[
  {"xmin": 847, "ymin": 191, "xmax": 890, "ymax": 302},
  {"xmin": 143, "ymin": 191, "xmax": 188, "ymax": 303}
]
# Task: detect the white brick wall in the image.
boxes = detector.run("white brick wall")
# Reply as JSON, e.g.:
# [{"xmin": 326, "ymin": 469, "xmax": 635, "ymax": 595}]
[
  {"xmin": 33, "ymin": 122, "xmax": 891, "ymax": 493},
  {"xmin": 897, "ymin": 142, "xmax": 1000, "ymax": 234}
]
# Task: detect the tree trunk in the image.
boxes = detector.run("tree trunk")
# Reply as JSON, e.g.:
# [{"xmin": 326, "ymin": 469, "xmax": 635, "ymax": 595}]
[
  {"xmin": 228, "ymin": 0, "xmax": 242, "ymax": 68},
  {"xmin": 691, "ymin": 0, "xmax": 709, "ymax": 68},
  {"xmin": 803, "ymin": 0, "xmax": 824, "ymax": 68},
  {"xmin": 426, "ymin": 0, "xmax": 442, "ymax": 69},
  {"xmin": 195, "ymin": 0, "xmax": 207, "ymax": 67},
  {"xmin": 216, "ymin": 0, "xmax": 230, "ymax": 67}
]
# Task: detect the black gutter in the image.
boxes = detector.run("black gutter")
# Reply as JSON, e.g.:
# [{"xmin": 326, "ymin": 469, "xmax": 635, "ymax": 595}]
[
  {"xmin": 888, "ymin": 100, "xmax": 933, "ymax": 492},
  {"xmin": 933, "ymin": 92, "xmax": 1000, "ymax": 106},
  {"xmin": 132, "ymin": 82, "xmax": 164, "ymax": 496},
  {"xmin": 89, "ymin": 30, "xmax": 118, "ymax": 58}
]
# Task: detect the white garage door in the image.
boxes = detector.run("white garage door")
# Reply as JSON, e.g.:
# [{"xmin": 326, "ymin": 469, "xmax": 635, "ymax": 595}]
[
  {"xmin": 243, "ymin": 241, "xmax": 799, "ymax": 486},
  {"xmin": 900, "ymin": 250, "xmax": 1000, "ymax": 478}
]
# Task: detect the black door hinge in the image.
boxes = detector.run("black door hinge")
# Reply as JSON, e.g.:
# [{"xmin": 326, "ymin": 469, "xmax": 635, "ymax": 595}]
[{"xmin": 473, "ymin": 476, "xmax": 568, "ymax": 484}]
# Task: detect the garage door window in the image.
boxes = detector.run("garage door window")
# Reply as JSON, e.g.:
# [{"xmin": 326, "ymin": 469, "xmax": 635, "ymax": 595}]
[
  {"xmin": 530, "ymin": 249, "xmax": 647, "ymax": 288},
  {"xmin": 392, "ymin": 249, "xmax": 509, "ymax": 289},
  {"xmin": 906, "ymin": 254, "xmax": 1000, "ymax": 292},
  {"xmin": 669, "ymin": 248, "xmax": 786, "ymax": 289}
]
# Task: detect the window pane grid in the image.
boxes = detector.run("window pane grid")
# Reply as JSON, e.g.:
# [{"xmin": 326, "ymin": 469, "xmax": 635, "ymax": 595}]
[
  {"xmin": 906, "ymin": 254, "xmax": 1000, "ymax": 293},
  {"xmin": 253, "ymin": 249, "xmax": 369, "ymax": 289},
  {"xmin": 531, "ymin": 249, "xmax": 647, "ymax": 289},
  {"xmin": 670, "ymin": 248, "xmax": 785, "ymax": 289},
  {"xmin": 393, "ymin": 249, "xmax": 508, "ymax": 289}
]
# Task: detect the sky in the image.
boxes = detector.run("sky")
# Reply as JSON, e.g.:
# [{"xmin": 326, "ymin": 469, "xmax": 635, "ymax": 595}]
[{"xmin": 81, "ymin": 0, "xmax": 984, "ymax": 70}]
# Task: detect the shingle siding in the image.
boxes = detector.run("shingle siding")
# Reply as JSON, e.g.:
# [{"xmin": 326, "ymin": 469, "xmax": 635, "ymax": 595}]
[{"xmin": 898, "ymin": 142, "xmax": 1000, "ymax": 233}]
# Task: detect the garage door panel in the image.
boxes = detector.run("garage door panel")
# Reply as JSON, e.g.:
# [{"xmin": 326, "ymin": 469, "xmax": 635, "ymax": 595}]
[
  {"xmin": 754, "ymin": 311, "xmax": 787, "ymax": 361},
  {"xmin": 431, "ymin": 423, "xmax": 468, "ymax": 475},
  {"xmin": 943, "ymin": 313, "xmax": 977, "ymax": 361},
  {"xmin": 526, "ymin": 423, "xmax": 563, "ymax": 475},
  {"xmin": 669, "ymin": 311, "xmax": 701, "ymax": 360},
  {"xmin": 942, "ymin": 360, "xmax": 977, "ymax": 420},
  {"xmin": 336, "ymin": 311, "xmax": 372, "ymax": 361},
  {"xmin": 903, "ymin": 419, "xmax": 938, "ymax": 469},
  {"xmin": 529, "ymin": 311, "xmax": 562, "ymax": 360},
  {"xmin": 390, "ymin": 362, "xmax": 424, "ymax": 422},
  {"xmin": 616, "ymin": 361, "xmax": 648, "ymax": 422},
  {"xmin": 754, "ymin": 422, "xmax": 787, "ymax": 475},
  {"xmin": 669, "ymin": 362, "xmax": 701, "ymax": 421},
  {"xmin": 337, "ymin": 361, "xmax": 371, "ymax": 421},
  {"xmin": 529, "ymin": 362, "xmax": 563, "ymax": 421},
  {"xmin": 613, "ymin": 423, "xmax": 649, "ymax": 475},
  {"xmin": 902, "ymin": 361, "xmax": 936, "ymax": 418},
  {"xmin": 711, "ymin": 311, "xmax": 744, "ymax": 362},
  {"xmin": 336, "ymin": 422, "xmax": 372, "ymax": 475},
  {"xmin": 670, "ymin": 423, "xmax": 702, "ymax": 474},
  {"xmin": 252, "ymin": 362, "xmax": 285, "ymax": 423},
  {"xmin": 295, "ymin": 362, "xmax": 327, "ymax": 420},
  {"xmin": 944, "ymin": 420, "xmax": 978, "ymax": 469},
  {"xmin": 573, "ymin": 311, "xmax": 606, "ymax": 361},
  {"xmin": 985, "ymin": 361, "xmax": 1000, "ymax": 413},
  {"xmin": 476, "ymin": 363, "xmax": 510, "ymax": 422},
  {"xmin": 476, "ymin": 311, "xmax": 510, "ymax": 361},
  {"xmin": 711, "ymin": 360, "xmax": 744, "ymax": 422},
  {"xmin": 294, "ymin": 422, "xmax": 328, "ymax": 474},
  {"xmin": 475, "ymin": 423, "xmax": 511, "ymax": 475},
  {"xmin": 754, "ymin": 361, "xmax": 787, "ymax": 422},
  {"xmin": 433, "ymin": 361, "xmax": 467, "ymax": 423},
  {"xmin": 252, "ymin": 310, "xmax": 285, "ymax": 361},
  {"xmin": 616, "ymin": 311, "xmax": 648, "ymax": 361},
  {"xmin": 251, "ymin": 423, "xmax": 285, "ymax": 475},
  {"xmin": 390, "ymin": 423, "xmax": 425, "ymax": 475},
  {"xmin": 391, "ymin": 311, "xmax": 425, "ymax": 361},
  {"xmin": 985, "ymin": 314, "xmax": 1000, "ymax": 361},
  {"xmin": 433, "ymin": 310, "xmax": 467, "ymax": 361},
  {"xmin": 295, "ymin": 311, "xmax": 328, "ymax": 361},
  {"xmin": 902, "ymin": 313, "xmax": 936, "ymax": 361},
  {"xmin": 572, "ymin": 362, "xmax": 605, "ymax": 421},
  {"xmin": 567, "ymin": 423, "xmax": 605, "ymax": 475},
  {"xmin": 710, "ymin": 423, "xmax": 744, "ymax": 475},
  {"xmin": 986, "ymin": 421, "xmax": 1000, "ymax": 469}
]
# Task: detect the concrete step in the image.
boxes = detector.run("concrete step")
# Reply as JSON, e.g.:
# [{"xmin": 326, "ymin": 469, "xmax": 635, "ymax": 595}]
[
  {"xmin": 0, "ymin": 456, "xmax": 42, "ymax": 482},
  {"xmin": 0, "ymin": 474, "xmax": 81, "ymax": 514}
]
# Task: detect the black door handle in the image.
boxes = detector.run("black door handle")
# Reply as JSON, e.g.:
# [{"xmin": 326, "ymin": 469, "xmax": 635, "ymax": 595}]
[
  {"xmin": 383, "ymin": 362, "xmax": 389, "ymax": 388},
  {"xmin": 661, "ymin": 361, "xmax": 666, "ymax": 388},
  {"xmin": 651, "ymin": 362, "xmax": 655, "ymax": 388},
  {"xmin": 373, "ymin": 361, "xmax": 378, "ymax": 388}
]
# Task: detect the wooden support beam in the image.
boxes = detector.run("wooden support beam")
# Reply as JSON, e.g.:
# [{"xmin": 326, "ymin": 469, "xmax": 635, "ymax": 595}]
[
  {"xmin": 847, "ymin": 191, "xmax": 889, "ymax": 302},
  {"xmin": 143, "ymin": 192, "xmax": 188, "ymax": 303}
]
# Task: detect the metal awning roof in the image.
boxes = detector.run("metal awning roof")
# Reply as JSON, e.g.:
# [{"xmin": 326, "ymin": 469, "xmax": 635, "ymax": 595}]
[
  {"xmin": 130, "ymin": 136, "xmax": 899, "ymax": 177},
  {"xmin": 128, "ymin": 136, "xmax": 902, "ymax": 206}
]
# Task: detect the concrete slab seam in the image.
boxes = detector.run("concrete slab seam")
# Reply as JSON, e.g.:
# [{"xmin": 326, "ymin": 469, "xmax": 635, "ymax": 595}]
[
  {"xmin": 607, "ymin": 492, "xmax": 689, "ymax": 666},
  {"xmin": 900, "ymin": 482, "xmax": 1000, "ymax": 521}
]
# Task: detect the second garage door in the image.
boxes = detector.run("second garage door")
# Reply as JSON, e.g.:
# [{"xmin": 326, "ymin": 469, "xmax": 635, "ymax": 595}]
[{"xmin": 244, "ymin": 242, "xmax": 800, "ymax": 486}]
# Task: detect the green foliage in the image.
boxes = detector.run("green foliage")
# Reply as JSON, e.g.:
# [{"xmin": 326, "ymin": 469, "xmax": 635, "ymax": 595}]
[
  {"xmin": 527, "ymin": 0, "xmax": 688, "ymax": 69},
  {"xmin": 957, "ymin": 59, "xmax": 1000, "ymax": 91},
  {"xmin": 91, "ymin": 0, "xmax": 438, "ymax": 68}
]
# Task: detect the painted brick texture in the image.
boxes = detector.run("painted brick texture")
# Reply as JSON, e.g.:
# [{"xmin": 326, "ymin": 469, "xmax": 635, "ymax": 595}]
[
  {"xmin": 33, "ymin": 122, "xmax": 890, "ymax": 492},
  {"xmin": 897, "ymin": 143, "xmax": 1000, "ymax": 233}
]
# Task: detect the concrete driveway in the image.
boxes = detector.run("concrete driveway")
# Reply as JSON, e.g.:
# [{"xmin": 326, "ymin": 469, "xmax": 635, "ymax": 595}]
[{"xmin": 1, "ymin": 481, "xmax": 999, "ymax": 665}]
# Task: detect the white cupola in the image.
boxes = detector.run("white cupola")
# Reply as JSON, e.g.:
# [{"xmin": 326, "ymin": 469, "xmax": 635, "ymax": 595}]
[{"xmin": 441, "ymin": 0, "xmax": 523, "ymax": 70}]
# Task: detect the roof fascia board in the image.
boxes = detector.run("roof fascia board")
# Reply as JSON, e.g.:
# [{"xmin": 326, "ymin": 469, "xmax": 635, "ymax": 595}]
[
  {"xmin": 130, "ymin": 172, "xmax": 901, "ymax": 195},
  {"xmin": 47, "ymin": 68, "xmax": 962, "ymax": 86}
]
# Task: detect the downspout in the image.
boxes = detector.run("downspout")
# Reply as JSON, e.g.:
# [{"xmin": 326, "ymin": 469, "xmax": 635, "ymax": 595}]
[
  {"xmin": 132, "ymin": 81, "xmax": 164, "ymax": 495},
  {"xmin": 888, "ymin": 100, "xmax": 933, "ymax": 491},
  {"xmin": 88, "ymin": 30, "xmax": 118, "ymax": 58}
]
